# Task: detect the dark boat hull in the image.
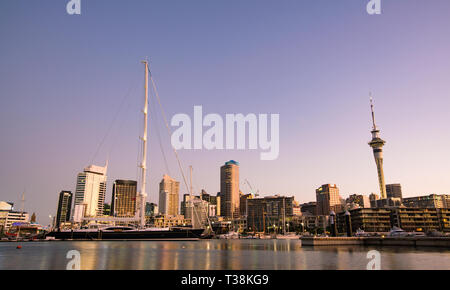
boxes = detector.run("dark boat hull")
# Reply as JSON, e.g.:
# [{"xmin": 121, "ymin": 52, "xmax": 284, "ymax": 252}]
[{"xmin": 46, "ymin": 228, "xmax": 205, "ymax": 241}]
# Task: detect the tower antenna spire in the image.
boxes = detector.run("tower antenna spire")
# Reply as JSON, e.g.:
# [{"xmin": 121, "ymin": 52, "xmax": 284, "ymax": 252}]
[{"xmin": 370, "ymin": 93, "xmax": 377, "ymax": 130}]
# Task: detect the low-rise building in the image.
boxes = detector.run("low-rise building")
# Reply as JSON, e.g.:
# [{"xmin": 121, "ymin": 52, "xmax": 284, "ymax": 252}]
[
  {"xmin": 337, "ymin": 208, "xmax": 391, "ymax": 233},
  {"xmin": 391, "ymin": 208, "xmax": 440, "ymax": 232}
]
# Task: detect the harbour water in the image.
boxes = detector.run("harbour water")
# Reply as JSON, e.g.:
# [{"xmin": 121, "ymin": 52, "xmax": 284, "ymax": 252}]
[{"xmin": 1, "ymin": 240, "xmax": 449, "ymax": 270}]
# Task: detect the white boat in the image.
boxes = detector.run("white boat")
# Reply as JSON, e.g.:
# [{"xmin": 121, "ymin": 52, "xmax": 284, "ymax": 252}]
[
  {"xmin": 388, "ymin": 226, "xmax": 408, "ymax": 237},
  {"xmin": 218, "ymin": 231, "xmax": 240, "ymax": 239},
  {"xmin": 276, "ymin": 233, "xmax": 299, "ymax": 240}
]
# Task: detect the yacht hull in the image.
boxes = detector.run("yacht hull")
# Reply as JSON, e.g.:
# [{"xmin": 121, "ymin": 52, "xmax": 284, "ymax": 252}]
[{"xmin": 46, "ymin": 228, "xmax": 205, "ymax": 241}]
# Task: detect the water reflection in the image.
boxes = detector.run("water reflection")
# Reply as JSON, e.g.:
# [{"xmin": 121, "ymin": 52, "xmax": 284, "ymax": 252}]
[{"xmin": 0, "ymin": 240, "xmax": 449, "ymax": 270}]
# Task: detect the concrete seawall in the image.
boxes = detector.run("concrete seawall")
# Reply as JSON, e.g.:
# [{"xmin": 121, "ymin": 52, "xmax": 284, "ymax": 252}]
[{"xmin": 301, "ymin": 236, "xmax": 450, "ymax": 247}]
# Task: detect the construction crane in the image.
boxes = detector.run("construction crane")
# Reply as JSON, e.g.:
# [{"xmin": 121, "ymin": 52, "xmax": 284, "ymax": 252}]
[{"xmin": 244, "ymin": 179, "xmax": 259, "ymax": 197}]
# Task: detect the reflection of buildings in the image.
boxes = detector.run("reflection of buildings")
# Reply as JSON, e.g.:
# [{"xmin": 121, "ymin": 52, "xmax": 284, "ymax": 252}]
[
  {"xmin": 159, "ymin": 175, "xmax": 180, "ymax": 216},
  {"xmin": 56, "ymin": 191, "xmax": 72, "ymax": 229},
  {"xmin": 111, "ymin": 180, "xmax": 137, "ymax": 218},
  {"xmin": 74, "ymin": 164, "xmax": 107, "ymax": 218},
  {"xmin": 220, "ymin": 160, "xmax": 240, "ymax": 219}
]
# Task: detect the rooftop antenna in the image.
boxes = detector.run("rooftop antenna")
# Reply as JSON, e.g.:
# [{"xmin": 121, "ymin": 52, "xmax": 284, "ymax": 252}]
[
  {"xmin": 20, "ymin": 191, "xmax": 25, "ymax": 217},
  {"xmin": 370, "ymin": 93, "xmax": 377, "ymax": 131}
]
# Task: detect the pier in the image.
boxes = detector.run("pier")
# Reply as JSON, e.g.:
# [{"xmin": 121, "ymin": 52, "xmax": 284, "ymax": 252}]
[{"xmin": 301, "ymin": 236, "xmax": 450, "ymax": 247}]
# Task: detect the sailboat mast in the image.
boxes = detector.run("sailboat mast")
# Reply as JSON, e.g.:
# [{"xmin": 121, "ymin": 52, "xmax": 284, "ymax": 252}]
[{"xmin": 139, "ymin": 60, "xmax": 149, "ymax": 228}]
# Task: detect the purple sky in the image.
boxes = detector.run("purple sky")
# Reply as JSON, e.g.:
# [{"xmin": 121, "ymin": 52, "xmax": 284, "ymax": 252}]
[{"xmin": 1, "ymin": 0, "xmax": 450, "ymax": 223}]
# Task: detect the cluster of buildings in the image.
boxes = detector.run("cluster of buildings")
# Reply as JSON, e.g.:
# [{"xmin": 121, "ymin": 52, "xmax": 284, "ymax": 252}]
[{"xmin": 3, "ymin": 98, "xmax": 449, "ymax": 236}]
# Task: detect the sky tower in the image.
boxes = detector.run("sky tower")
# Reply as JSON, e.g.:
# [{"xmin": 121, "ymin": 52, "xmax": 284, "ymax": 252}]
[{"xmin": 368, "ymin": 96, "xmax": 387, "ymax": 199}]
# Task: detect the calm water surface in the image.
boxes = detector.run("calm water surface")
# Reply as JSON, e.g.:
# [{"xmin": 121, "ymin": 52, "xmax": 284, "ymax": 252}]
[{"xmin": 1, "ymin": 240, "xmax": 449, "ymax": 270}]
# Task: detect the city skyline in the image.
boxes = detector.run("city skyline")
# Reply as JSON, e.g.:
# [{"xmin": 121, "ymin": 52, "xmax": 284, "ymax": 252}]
[{"xmin": 2, "ymin": 1, "xmax": 450, "ymax": 223}]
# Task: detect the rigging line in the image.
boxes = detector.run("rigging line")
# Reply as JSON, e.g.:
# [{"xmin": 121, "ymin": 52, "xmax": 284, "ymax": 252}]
[
  {"xmin": 149, "ymin": 91, "xmax": 171, "ymax": 176},
  {"xmin": 89, "ymin": 76, "xmax": 140, "ymax": 165},
  {"xmin": 148, "ymin": 67, "xmax": 190, "ymax": 194}
]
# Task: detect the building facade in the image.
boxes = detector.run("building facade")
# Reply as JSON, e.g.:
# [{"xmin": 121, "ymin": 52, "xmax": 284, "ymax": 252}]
[
  {"xmin": 56, "ymin": 191, "xmax": 73, "ymax": 229},
  {"xmin": 74, "ymin": 164, "xmax": 108, "ymax": 218},
  {"xmin": 220, "ymin": 160, "xmax": 240, "ymax": 219},
  {"xmin": 386, "ymin": 184, "xmax": 403, "ymax": 200},
  {"xmin": 158, "ymin": 174, "xmax": 180, "ymax": 216},
  {"xmin": 111, "ymin": 180, "xmax": 137, "ymax": 218},
  {"xmin": 402, "ymin": 194, "xmax": 450, "ymax": 209},
  {"xmin": 316, "ymin": 184, "xmax": 342, "ymax": 216},
  {"xmin": 247, "ymin": 195, "xmax": 294, "ymax": 232}
]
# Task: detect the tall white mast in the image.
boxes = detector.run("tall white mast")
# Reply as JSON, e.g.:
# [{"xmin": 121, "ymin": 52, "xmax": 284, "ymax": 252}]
[{"xmin": 139, "ymin": 60, "xmax": 149, "ymax": 228}]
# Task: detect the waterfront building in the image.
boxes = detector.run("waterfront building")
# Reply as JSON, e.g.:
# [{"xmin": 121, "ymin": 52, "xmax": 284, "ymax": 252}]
[
  {"xmin": 316, "ymin": 184, "xmax": 342, "ymax": 216},
  {"xmin": 74, "ymin": 164, "xmax": 108, "ymax": 218},
  {"xmin": 402, "ymin": 194, "xmax": 450, "ymax": 209},
  {"xmin": 55, "ymin": 191, "xmax": 73, "ymax": 229},
  {"xmin": 386, "ymin": 184, "xmax": 403, "ymax": 200},
  {"xmin": 0, "ymin": 204, "xmax": 29, "ymax": 233},
  {"xmin": 152, "ymin": 214, "xmax": 189, "ymax": 228},
  {"xmin": 184, "ymin": 196, "xmax": 209, "ymax": 228},
  {"xmin": 438, "ymin": 208, "xmax": 450, "ymax": 232},
  {"xmin": 158, "ymin": 174, "xmax": 180, "ymax": 216},
  {"xmin": 301, "ymin": 214, "xmax": 329, "ymax": 233},
  {"xmin": 232, "ymin": 217, "xmax": 247, "ymax": 233},
  {"xmin": 247, "ymin": 195, "xmax": 294, "ymax": 232},
  {"xmin": 368, "ymin": 97, "xmax": 388, "ymax": 199},
  {"xmin": 111, "ymin": 180, "xmax": 137, "ymax": 218},
  {"xmin": 220, "ymin": 160, "xmax": 240, "ymax": 219},
  {"xmin": 391, "ymin": 208, "xmax": 440, "ymax": 232},
  {"xmin": 293, "ymin": 203, "xmax": 302, "ymax": 216},
  {"xmin": 337, "ymin": 208, "xmax": 391, "ymax": 233}
]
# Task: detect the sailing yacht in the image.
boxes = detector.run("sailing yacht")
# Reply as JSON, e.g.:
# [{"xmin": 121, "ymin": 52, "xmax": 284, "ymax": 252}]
[{"xmin": 46, "ymin": 61, "xmax": 205, "ymax": 241}]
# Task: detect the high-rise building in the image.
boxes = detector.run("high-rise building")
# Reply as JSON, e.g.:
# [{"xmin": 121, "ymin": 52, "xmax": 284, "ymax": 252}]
[
  {"xmin": 316, "ymin": 184, "xmax": 342, "ymax": 216},
  {"xmin": 56, "ymin": 191, "xmax": 72, "ymax": 228},
  {"xmin": 74, "ymin": 164, "xmax": 108, "ymax": 218},
  {"xmin": 111, "ymin": 180, "xmax": 137, "ymax": 218},
  {"xmin": 368, "ymin": 97, "xmax": 387, "ymax": 199},
  {"xmin": 158, "ymin": 174, "xmax": 180, "ymax": 216},
  {"xmin": 220, "ymin": 160, "xmax": 240, "ymax": 219},
  {"xmin": 386, "ymin": 184, "xmax": 403, "ymax": 200}
]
